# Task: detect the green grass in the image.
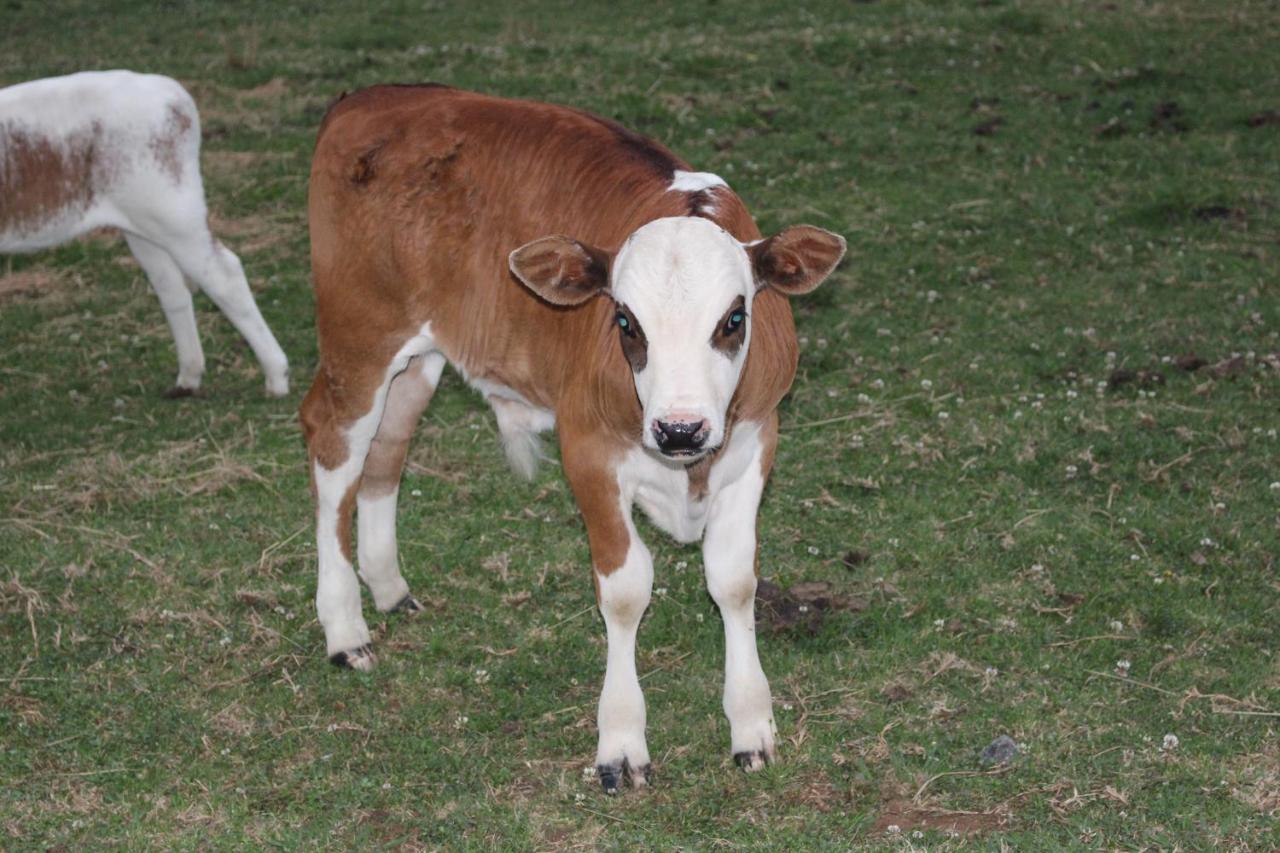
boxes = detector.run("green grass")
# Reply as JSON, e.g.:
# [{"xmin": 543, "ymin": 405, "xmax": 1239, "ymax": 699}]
[{"xmin": 2, "ymin": 0, "xmax": 1278, "ymax": 847}]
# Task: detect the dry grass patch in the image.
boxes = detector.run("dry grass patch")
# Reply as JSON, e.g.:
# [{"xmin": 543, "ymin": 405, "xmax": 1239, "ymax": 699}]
[{"xmin": 0, "ymin": 268, "xmax": 76, "ymax": 304}]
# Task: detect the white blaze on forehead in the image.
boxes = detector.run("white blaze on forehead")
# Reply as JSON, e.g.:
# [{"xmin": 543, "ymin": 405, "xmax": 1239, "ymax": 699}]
[
  {"xmin": 668, "ymin": 170, "xmax": 728, "ymax": 193},
  {"xmin": 613, "ymin": 216, "xmax": 748, "ymax": 306},
  {"xmin": 612, "ymin": 217, "xmax": 754, "ymax": 453},
  {"xmin": 668, "ymin": 171, "xmax": 728, "ymax": 215}
]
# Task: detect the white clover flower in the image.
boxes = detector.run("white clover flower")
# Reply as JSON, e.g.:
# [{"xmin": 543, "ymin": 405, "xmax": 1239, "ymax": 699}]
[
  {"xmin": 1109, "ymin": 620, "xmax": 1124, "ymax": 633},
  {"xmin": 1065, "ymin": 464, "xmax": 1078, "ymax": 479},
  {"xmin": 411, "ymin": 489, "xmax": 422, "ymax": 497},
  {"xmin": 857, "ymin": 393, "xmax": 872, "ymax": 404},
  {"xmin": 871, "ymin": 378, "xmax": 886, "ymax": 389},
  {"xmin": 1200, "ymin": 537, "xmax": 1215, "ymax": 547},
  {"xmin": 473, "ymin": 669, "xmax": 490, "ymax": 684},
  {"xmin": 938, "ymin": 411, "xmax": 950, "ymax": 420},
  {"xmin": 886, "ymin": 824, "xmax": 901, "ymax": 834},
  {"xmin": 985, "ymin": 666, "xmax": 999, "ymax": 678},
  {"xmin": 654, "ymin": 587, "xmax": 668, "ymax": 596},
  {"xmin": 807, "ymin": 546, "xmax": 820, "ymax": 556},
  {"xmin": 921, "ymin": 379, "xmax": 933, "ymax": 390},
  {"xmin": 934, "ymin": 618, "xmax": 945, "ymax": 630},
  {"xmin": 1116, "ymin": 659, "xmax": 1131, "ymax": 676},
  {"xmin": 1270, "ymin": 482, "xmax": 1280, "ymax": 492},
  {"xmin": 1162, "ymin": 733, "xmax": 1179, "ymax": 751}
]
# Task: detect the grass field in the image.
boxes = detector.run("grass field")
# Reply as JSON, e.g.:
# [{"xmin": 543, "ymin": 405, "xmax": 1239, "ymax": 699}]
[{"xmin": 2, "ymin": 0, "xmax": 1278, "ymax": 848}]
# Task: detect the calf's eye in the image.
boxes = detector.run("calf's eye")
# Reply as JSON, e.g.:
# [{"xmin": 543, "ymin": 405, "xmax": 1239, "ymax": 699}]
[
  {"xmin": 616, "ymin": 312, "xmax": 634, "ymax": 335},
  {"xmin": 723, "ymin": 310, "xmax": 746, "ymax": 335}
]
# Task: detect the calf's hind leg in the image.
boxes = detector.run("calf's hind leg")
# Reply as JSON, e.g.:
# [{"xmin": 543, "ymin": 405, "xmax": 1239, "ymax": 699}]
[
  {"xmin": 300, "ymin": 335, "xmax": 435, "ymax": 670},
  {"xmin": 356, "ymin": 352, "xmax": 445, "ymax": 614},
  {"xmin": 123, "ymin": 233, "xmax": 205, "ymax": 395},
  {"xmin": 140, "ymin": 215, "xmax": 289, "ymax": 396}
]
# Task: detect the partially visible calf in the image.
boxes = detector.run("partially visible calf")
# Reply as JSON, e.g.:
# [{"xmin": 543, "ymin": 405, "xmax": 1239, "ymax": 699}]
[{"xmin": 0, "ymin": 70, "xmax": 289, "ymax": 396}]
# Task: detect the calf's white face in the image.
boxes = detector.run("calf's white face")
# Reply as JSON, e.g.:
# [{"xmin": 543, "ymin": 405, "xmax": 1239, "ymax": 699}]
[
  {"xmin": 509, "ymin": 216, "xmax": 846, "ymax": 459},
  {"xmin": 611, "ymin": 217, "xmax": 752, "ymax": 458}
]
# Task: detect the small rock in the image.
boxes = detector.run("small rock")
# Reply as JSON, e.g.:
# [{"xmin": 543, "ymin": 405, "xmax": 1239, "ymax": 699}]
[{"xmin": 979, "ymin": 735, "xmax": 1019, "ymax": 766}]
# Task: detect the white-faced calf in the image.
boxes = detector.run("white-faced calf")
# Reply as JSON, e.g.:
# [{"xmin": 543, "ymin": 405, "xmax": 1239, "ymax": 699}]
[
  {"xmin": 301, "ymin": 85, "xmax": 844, "ymax": 793},
  {"xmin": 0, "ymin": 70, "xmax": 289, "ymax": 396}
]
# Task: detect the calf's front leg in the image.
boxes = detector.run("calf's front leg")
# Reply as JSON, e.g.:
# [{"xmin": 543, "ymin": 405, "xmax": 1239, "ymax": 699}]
[
  {"xmin": 594, "ymin": 533, "xmax": 653, "ymax": 793},
  {"xmin": 702, "ymin": 423, "xmax": 776, "ymax": 770},
  {"xmin": 562, "ymin": 438, "xmax": 652, "ymax": 794}
]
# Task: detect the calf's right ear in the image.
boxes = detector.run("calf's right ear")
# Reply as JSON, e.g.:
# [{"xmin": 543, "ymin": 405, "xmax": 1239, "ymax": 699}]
[{"xmin": 509, "ymin": 236, "xmax": 612, "ymax": 306}]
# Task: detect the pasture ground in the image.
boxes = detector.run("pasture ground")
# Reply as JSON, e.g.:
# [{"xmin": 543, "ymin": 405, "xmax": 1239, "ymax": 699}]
[{"xmin": 2, "ymin": 0, "xmax": 1278, "ymax": 848}]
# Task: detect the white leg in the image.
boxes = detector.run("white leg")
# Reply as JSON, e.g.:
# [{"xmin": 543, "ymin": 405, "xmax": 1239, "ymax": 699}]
[
  {"xmin": 595, "ymin": 535, "xmax": 654, "ymax": 792},
  {"xmin": 147, "ymin": 221, "xmax": 289, "ymax": 396},
  {"xmin": 703, "ymin": 443, "xmax": 776, "ymax": 769},
  {"xmin": 309, "ymin": 334, "xmax": 437, "ymax": 669},
  {"xmin": 123, "ymin": 234, "xmax": 205, "ymax": 393},
  {"xmin": 357, "ymin": 352, "xmax": 445, "ymax": 611}
]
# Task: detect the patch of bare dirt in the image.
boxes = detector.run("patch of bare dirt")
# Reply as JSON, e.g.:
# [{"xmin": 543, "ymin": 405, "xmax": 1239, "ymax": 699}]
[
  {"xmin": 872, "ymin": 798, "xmax": 1009, "ymax": 836},
  {"xmin": 0, "ymin": 268, "xmax": 71, "ymax": 302},
  {"xmin": 1246, "ymin": 109, "xmax": 1280, "ymax": 128},
  {"xmin": 755, "ymin": 578, "xmax": 867, "ymax": 635}
]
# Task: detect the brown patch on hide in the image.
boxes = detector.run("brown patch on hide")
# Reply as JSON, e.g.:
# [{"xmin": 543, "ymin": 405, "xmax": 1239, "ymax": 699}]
[
  {"xmin": 0, "ymin": 121, "xmax": 106, "ymax": 236},
  {"xmin": 148, "ymin": 101, "xmax": 193, "ymax": 184},
  {"xmin": 559, "ymin": 427, "xmax": 631, "ymax": 576}
]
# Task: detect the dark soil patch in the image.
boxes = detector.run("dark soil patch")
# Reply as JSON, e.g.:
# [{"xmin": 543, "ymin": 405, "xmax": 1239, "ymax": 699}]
[
  {"xmin": 756, "ymin": 578, "xmax": 867, "ymax": 636},
  {"xmin": 972, "ymin": 116, "xmax": 1004, "ymax": 136},
  {"xmin": 1175, "ymin": 353, "xmax": 1208, "ymax": 372},
  {"xmin": 1149, "ymin": 100, "xmax": 1189, "ymax": 132},
  {"xmin": 1246, "ymin": 109, "xmax": 1280, "ymax": 128},
  {"xmin": 841, "ymin": 550, "xmax": 870, "ymax": 569},
  {"xmin": 1192, "ymin": 204, "xmax": 1246, "ymax": 223},
  {"xmin": 1107, "ymin": 367, "xmax": 1165, "ymax": 390}
]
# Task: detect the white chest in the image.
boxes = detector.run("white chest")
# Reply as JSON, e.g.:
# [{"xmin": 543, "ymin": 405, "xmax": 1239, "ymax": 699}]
[{"xmin": 618, "ymin": 420, "xmax": 764, "ymax": 544}]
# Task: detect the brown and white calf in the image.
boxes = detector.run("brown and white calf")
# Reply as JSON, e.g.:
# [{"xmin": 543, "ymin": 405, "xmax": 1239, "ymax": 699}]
[
  {"xmin": 301, "ymin": 85, "xmax": 844, "ymax": 792},
  {"xmin": 0, "ymin": 71, "xmax": 288, "ymax": 396}
]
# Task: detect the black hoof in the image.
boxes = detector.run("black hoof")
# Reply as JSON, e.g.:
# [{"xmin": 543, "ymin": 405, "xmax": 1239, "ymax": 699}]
[
  {"xmin": 163, "ymin": 385, "xmax": 198, "ymax": 399},
  {"xmin": 391, "ymin": 595, "xmax": 423, "ymax": 615},
  {"xmin": 734, "ymin": 750, "xmax": 770, "ymax": 772},
  {"xmin": 597, "ymin": 759, "xmax": 651, "ymax": 795},
  {"xmin": 329, "ymin": 644, "xmax": 376, "ymax": 671}
]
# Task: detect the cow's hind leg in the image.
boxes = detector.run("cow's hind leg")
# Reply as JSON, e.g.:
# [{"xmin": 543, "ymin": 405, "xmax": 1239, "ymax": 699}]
[
  {"xmin": 123, "ymin": 233, "xmax": 206, "ymax": 396},
  {"xmin": 138, "ymin": 213, "xmax": 289, "ymax": 396},
  {"xmin": 301, "ymin": 333, "xmax": 435, "ymax": 670},
  {"xmin": 356, "ymin": 352, "xmax": 445, "ymax": 614}
]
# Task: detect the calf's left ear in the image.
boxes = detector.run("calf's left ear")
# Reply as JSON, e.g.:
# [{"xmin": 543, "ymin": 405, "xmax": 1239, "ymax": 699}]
[
  {"xmin": 509, "ymin": 235, "xmax": 612, "ymax": 306},
  {"xmin": 749, "ymin": 225, "xmax": 847, "ymax": 296}
]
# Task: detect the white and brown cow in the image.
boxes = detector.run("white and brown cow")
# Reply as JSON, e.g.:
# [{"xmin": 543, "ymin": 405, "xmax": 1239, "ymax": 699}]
[
  {"xmin": 0, "ymin": 70, "xmax": 289, "ymax": 396},
  {"xmin": 301, "ymin": 85, "xmax": 845, "ymax": 792}
]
